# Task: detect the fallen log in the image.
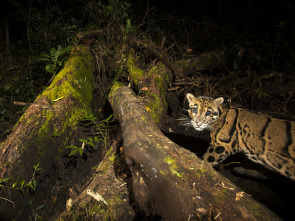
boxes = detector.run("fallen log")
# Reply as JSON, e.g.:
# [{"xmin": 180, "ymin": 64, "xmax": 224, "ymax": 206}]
[
  {"xmin": 108, "ymin": 85, "xmax": 281, "ymax": 221},
  {"xmin": 0, "ymin": 46, "xmax": 99, "ymax": 220}
]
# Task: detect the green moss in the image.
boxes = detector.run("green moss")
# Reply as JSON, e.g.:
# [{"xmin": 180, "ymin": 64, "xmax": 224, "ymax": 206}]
[
  {"xmin": 144, "ymin": 63, "xmax": 169, "ymax": 124},
  {"xmin": 126, "ymin": 53, "xmax": 169, "ymax": 125},
  {"xmin": 13, "ymin": 47, "xmax": 95, "ymax": 170},
  {"xmin": 248, "ymin": 202, "xmax": 269, "ymax": 220},
  {"xmin": 100, "ymin": 147, "xmax": 118, "ymax": 174},
  {"xmin": 126, "ymin": 52, "xmax": 146, "ymax": 85},
  {"xmin": 79, "ymin": 194, "xmax": 126, "ymax": 220},
  {"xmin": 213, "ymin": 188, "xmax": 227, "ymax": 204},
  {"xmin": 199, "ymin": 168, "xmax": 206, "ymax": 174},
  {"xmin": 249, "ymin": 202, "xmax": 262, "ymax": 211},
  {"xmin": 34, "ymin": 47, "xmax": 94, "ymax": 139},
  {"xmin": 194, "ymin": 162, "xmax": 207, "ymax": 176},
  {"xmin": 141, "ymin": 115, "xmax": 147, "ymax": 121},
  {"xmin": 101, "ymin": 195, "xmax": 125, "ymax": 220},
  {"xmin": 108, "ymin": 154, "xmax": 116, "ymax": 163},
  {"xmin": 155, "ymin": 144, "xmax": 162, "ymax": 149},
  {"xmin": 109, "ymin": 81, "xmax": 125, "ymax": 98},
  {"xmin": 2, "ymin": 47, "xmax": 96, "ymax": 182},
  {"xmin": 165, "ymin": 156, "xmax": 182, "ymax": 178},
  {"xmin": 41, "ymin": 48, "xmax": 94, "ymax": 103},
  {"xmin": 144, "ymin": 93, "xmax": 162, "ymax": 124},
  {"xmin": 160, "ymin": 170, "xmax": 168, "ymax": 175},
  {"xmin": 175, "ymin": 59, "xmax": 196, "ymax": 70}
]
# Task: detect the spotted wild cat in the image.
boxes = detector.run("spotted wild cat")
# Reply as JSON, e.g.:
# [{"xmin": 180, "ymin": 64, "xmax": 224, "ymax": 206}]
[{"xmin": 185, "ymin": 93, "xmax": 295, "ymax": 180}]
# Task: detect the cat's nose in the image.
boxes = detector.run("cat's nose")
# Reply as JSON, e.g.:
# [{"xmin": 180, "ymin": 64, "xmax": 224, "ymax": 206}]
[{"xmin": 196, "ymin": 121, "xmax": 203, "ymax": 126}]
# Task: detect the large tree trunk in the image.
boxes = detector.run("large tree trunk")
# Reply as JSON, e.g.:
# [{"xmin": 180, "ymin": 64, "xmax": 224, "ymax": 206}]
[
  {"xmin": 0, "ymin": 46, "xmax": 99, "ymax": 220},
  {"xmin": 107, "ymin": 85, "xmax": 281, "ymax": 221}
]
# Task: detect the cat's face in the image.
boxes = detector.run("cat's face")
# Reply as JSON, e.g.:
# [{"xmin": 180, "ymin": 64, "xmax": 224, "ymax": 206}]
[{"xmin": 186, "ymin": 93, "xmax": 224, "ymax": 131}]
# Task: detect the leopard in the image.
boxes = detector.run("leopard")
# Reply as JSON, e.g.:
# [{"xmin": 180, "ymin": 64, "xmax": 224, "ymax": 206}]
[{"xmin": 185, "ymin": 93, "xmax": 295, "ymax": 181}]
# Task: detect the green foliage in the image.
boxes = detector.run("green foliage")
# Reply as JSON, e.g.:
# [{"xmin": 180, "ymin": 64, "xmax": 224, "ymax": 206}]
[
  {"xmin": 80, "ymin": 136, "xmax": 103, "ymax": 147},
  {"xmin": 33, "ymin": 45, "xmax": 72, "ymax": 74},
  {"xmin": 0, "ymin": 178, "xmax": 10, "ymax": 188},
  {"xmin": 86, "ymin": 0, "xmax": 131, "ymax": 25},
  {"xmin": 0, "ymin": 0, "xmax": 85, "ymax": 140},
  {"xmin": 29, "ymin": 202, "xmax": 46, "ymax": 221},
  {"xmin": 67, "ymin": 145, "xmax": 84, "ymax": 157},
  {"xmin": 0, "ymin": 163, "xmax": 45, "ymax": 219},
  {"xmin": 254, "ymin": 88, "xmax": 269, "ymax": 100},
  {"xmin": 67, "ymin": 114, "xmax": 113, "ymax": 157},
  {"xmin": 10, "ymin": 163, "xmax": 43, "ymax": 194}
]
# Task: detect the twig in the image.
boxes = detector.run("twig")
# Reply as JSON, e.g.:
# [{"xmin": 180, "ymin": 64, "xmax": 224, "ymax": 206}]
[
  {"xmin": 0, "ymin": 196, "xmax": 15, "ymax": 209},
  {"xmin": 13, "ymin": 101, "xmax": 31, "ymax": 106}
]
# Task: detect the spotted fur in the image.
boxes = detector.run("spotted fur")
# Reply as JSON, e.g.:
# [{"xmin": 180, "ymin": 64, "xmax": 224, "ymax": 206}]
[{"xmin": 186, "ymin": 93, "xmax": 295, "ymax": 180}]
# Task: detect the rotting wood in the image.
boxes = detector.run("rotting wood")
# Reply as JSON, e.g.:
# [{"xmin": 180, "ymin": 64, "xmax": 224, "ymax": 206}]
[{"xmin": 108, "ymin": 85, "xmax": 281, "ymax": 221}]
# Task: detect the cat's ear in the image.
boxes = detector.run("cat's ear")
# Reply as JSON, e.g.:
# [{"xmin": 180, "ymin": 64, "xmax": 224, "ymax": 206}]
[
  {"xmin": 186, "ymin": 93, "xmax": 195, "ymax": 103},
  {"xmin": 214, "ymin": 97, "xmax": 224, "ymax": 106}
]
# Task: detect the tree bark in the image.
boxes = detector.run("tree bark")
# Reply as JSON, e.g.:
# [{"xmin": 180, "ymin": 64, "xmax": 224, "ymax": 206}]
[
  {"xmin": 0, "ymin": 46, "xmax": 99, "ymax": 220},
  {"xmin": 108, "ymin": 85, "xmax": 281, "ymax": 221},
  {"xmin": 57, "ymin": 136, "xmax": 135, "ymax": 220}
]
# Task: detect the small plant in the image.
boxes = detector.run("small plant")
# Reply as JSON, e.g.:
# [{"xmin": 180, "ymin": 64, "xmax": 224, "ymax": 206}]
[
  {"xmin": 28, "ymin": 197, "xmax": 46, "ymax": 221},
  {"xmin": 66, "ymin": 114, "xmax": 113, "ymax": 157},
  {"xmin": 11, "ymin": 163, "xmax": 43, "ymax": 194},
  {"xmin": 33, "ymin": 45, "xmax": 72, "ymax": 74},
  {"xmin": 67, "ymin": 136, "xmax": 103, "ymax": 157},
  {"xmin": 80, "ymin": 136, "xmax": 103, "ymax": 147},
  {"xmin": 0, "ymin": 163, "xmax": 45, "ymax": 219},
  {"xmin": 90, "ymin": 114, "xmax": 114, "ymax": 148},
  {"xmin": 66, "ymin": 144, "xmax": 84, "ymax": 157},
  {"xmin": 254, "ymin": 88, "xmax": 269, "ymax": 100},
  {"xmin": 0, "ymin": 178, "xmax": 9, "ymax": 188}
]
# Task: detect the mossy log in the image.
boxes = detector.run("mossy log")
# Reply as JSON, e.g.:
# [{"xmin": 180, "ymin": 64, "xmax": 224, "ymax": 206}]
[
  {"xmin": 108, "ymin": 85, "xmax": 281, "ymax": 221},
  {"xmin": 126, "ymin": 50, "xmax": 171, "ymax": 126},
  {"xmin": 0, "ymin": 46, "xmax": 98, "ymax": 220}
]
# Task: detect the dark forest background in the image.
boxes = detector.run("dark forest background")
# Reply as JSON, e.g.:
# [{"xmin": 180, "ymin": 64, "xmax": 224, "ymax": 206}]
[{"xmin": 1, "ymin": 0, "xmax": 295, "ymax": 139}]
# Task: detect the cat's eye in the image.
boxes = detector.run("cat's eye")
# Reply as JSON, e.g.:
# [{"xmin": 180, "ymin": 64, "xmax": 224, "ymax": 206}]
[
  {"xmin": 213, "ymin": 112, "xmax": 218, "ymax": 116},
  {"xmin": 205, "ymin": 110, "xmax": 212, "ymax": 116},
  {"xmin": 192, "ymin": 107, "xmax": 198, "ymax": 113}
]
